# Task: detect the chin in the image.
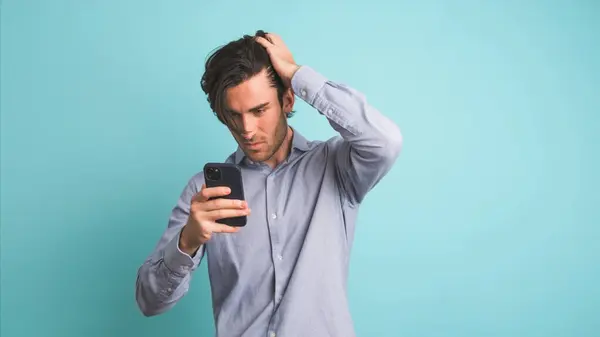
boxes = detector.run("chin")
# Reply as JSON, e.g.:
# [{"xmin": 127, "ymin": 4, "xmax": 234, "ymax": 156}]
[
  {"xmin": 245, "ymin": 148, "xmax": 275, "ymax": 163},
  {"xmin": 246, "ymin": 152, "xmax": 269, "ymax": 162}
]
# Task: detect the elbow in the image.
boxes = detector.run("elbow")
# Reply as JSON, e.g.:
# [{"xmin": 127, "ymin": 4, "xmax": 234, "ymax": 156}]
[
  {"xmin": 136, "ymin": 288, "xmax": 170, "ymax": 317},
  {"xmin": 136, "ymin": 285, "xmax": 158, "ymax": 317},
  {"xmin": 139, "ymin": 305, "xmax": 162, "ymax": 318},
  {"xmin": 138, "ymin": 304, "xmax": 157, "ymax": 317},
  {"xmin": 356, "ymin": 122, "xmax": 403, "ymax": 167},
  {"xmin": 388, "ymin": 126, "xmax": 403, "ymax": 158},
  {"xmin": 378, "ymin": 123, "xmax": 403, "ymax": 165},
  {"xmin": 135, "ymin": 273, "xmax": 170, "ymax": 318}
]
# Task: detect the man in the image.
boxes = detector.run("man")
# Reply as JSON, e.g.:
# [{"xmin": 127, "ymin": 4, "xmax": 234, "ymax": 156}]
[{"xmin": 136, "ymin": 30, "xmax": 403, "ymax": 337}]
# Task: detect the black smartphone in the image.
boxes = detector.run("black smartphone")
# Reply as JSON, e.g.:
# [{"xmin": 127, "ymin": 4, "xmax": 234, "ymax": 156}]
[{"xmin": 203, "ymin": 163, "xmax": 247, "ymax": 227}]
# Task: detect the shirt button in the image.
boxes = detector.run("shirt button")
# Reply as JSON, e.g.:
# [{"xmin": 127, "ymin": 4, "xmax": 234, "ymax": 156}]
[
  {"xmin": 271, "ymin": 213, "xmax": 277, "ymax": 219},
  {"xmin": 301, "ymin": 89, "xmax": 307, "ymax": 97},
  {"xmin": 277, "ymin": 254, "xmax": 283, "ymax": 261},
  {"xmin": 270, "ymin": 332, "xmax": 276, "ymax": 337}
]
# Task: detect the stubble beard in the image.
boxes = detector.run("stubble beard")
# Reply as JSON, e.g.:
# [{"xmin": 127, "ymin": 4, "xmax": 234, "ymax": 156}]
[{"xmin": 249, "ymin": 112, "xmax": 289, "ymax": 164}]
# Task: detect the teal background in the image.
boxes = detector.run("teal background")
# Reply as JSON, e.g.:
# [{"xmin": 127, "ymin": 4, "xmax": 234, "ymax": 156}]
[{"xmin": 1, "ymin": 1, "xmax": 599, "ymax": 336}]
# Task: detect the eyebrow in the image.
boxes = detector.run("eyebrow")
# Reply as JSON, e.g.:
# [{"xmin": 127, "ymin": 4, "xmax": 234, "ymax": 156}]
[
  {"xmin": 249, "ymin": 102, "xmax": 270, "ymax": 113},
  {"xmin": 227, "ymin": 102, "xmax": 270, "ymax": 115}
]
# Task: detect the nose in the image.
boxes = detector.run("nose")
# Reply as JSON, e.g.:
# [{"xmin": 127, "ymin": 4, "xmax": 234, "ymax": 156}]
[{"xmin": 239, "ymin": 114, "xmax": 257, "ymax": 141}]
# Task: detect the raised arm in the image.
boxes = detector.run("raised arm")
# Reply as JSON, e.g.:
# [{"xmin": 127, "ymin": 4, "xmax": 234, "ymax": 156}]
[
  {"xmin": 256, "ymin": 33, "xmax": 402, "ymax": 205},
  {"xmin": 291, "ymin": 66, "xmax": 402, "ymax": 204}
]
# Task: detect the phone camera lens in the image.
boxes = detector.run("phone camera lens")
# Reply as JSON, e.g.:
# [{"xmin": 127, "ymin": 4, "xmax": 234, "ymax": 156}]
[{"xmin": 206, "ymin": 167, "xmax": 221, "ymax": 181}]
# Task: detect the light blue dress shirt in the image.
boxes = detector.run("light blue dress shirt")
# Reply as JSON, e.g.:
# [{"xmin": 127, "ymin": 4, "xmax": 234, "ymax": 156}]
[{"xmin": 136, "ymin": 65, "xmax": 403, "ymax": 337}]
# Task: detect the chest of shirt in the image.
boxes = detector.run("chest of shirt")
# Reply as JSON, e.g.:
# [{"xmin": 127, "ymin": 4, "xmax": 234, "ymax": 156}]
[{"xmin": 205, "ymin": 149, "xmax": 346, "ymax": 268}]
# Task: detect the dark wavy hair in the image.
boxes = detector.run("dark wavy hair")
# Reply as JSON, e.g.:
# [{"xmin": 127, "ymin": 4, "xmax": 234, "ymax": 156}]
[{"xmin": 200, "ymin": 30, "xmax": 293, "ymax": 128}]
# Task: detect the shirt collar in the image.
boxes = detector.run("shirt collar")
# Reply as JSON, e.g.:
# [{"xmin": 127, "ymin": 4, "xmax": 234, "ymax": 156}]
[{"xmin": 234, "ymin": 127, "xmax": 310, "ymax": 165}]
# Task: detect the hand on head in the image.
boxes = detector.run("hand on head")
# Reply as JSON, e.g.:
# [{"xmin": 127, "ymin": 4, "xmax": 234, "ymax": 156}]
[{"xmin": 254, "ymin": 30, "xmax": 300, "ymax": 89}]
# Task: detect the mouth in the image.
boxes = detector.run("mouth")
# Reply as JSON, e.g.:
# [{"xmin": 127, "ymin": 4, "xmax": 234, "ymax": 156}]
[{"xmin": 244, "ymin": 141, "xmax": 264, "ymax": 150}]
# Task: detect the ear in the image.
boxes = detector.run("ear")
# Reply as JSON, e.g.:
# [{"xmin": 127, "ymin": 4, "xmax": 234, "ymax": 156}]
[{"xmin": 282, "ymin": 87, "xmax": 295, "ymax": 114}]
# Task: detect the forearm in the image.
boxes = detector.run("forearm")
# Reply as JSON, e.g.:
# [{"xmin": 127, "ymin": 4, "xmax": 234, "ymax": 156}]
[
  {"xmin": 292, "ymin": 66, "xmax": 402, "ymax": 151},
  {"xmin": 291, "ymin": 66, "xmax": 403, "ymax": 203},
  {"xmin": 135, "ymin": 229, "xmax": 202, "ymax": 316},
  {"xmin": 136, "ymin": 178, "xmax": 203, "ymax": 316}
]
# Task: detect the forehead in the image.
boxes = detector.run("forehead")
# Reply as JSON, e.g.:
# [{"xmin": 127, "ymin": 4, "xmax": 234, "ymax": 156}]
[{"xmin": 225, "ymin": 69, "xmax": 278, "ymax": 112}]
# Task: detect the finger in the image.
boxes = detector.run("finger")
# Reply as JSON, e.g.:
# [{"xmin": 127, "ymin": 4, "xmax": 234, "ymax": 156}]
[
  {"xmin": 207, "ymin": 222, "xmax": 242, "ymax": 234},
  {"xmin": 266, "ymin": 33, "xmax": 284, "ymax": 45},
  {"xmin": 207, "ymin": 207, "xmax": 251, "ymax": 221},
  {"xmin": 193, "ymin": 184, "xmax": 231, "ymax": 202},
  {"xmin": 255, "ymin": 36, "xmax": 273, "ymax": 49},
  {"xmin": 202, "ymin": 198, "xmax": 247, "ymax": 211}
]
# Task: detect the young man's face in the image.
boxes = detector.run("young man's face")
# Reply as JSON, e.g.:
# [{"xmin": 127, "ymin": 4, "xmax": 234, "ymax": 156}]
[{"xmin": 224, "ymin": 68, "xmax": 294, "ymax": 164}]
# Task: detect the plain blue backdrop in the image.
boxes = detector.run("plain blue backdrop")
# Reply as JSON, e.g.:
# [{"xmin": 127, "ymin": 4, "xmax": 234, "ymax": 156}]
[{"xmin": 1, "ymin": 1, "xmax": 598, "ymax": 336}]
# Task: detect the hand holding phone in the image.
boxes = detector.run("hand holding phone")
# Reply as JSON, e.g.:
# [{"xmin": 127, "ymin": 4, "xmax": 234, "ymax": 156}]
[{"xmin": 179, "ymin": 164, "xmax": 249, "ymax": 255}]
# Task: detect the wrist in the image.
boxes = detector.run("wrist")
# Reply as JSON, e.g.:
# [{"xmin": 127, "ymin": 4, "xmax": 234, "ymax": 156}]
[
  {"xmin": 179, "ymin": 225, "xmax": 202, "ymax": 256},
  {"xmin": 284, "ymin": 64, "xmax": 301, "ymax": 87},
  {"xmin": 162, "ymin": 227, "xmax": 200, "ymax": 275}
]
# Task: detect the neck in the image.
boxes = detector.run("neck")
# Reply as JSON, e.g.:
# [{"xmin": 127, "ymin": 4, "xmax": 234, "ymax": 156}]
[{"xmin": 264, "ymin": 126, "xmax": 294, "ymax": 169}]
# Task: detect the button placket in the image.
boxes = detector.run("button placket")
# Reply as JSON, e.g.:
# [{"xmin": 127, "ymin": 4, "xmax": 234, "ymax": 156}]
[{"xmin": 266, "ymin": 174, "xmax": 283, "ymax": 304}]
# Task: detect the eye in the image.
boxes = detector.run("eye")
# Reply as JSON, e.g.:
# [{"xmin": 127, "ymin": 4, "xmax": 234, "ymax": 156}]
[{"xmin": 254, "ymin": 108, "xmax": 266, "ymax": 115}]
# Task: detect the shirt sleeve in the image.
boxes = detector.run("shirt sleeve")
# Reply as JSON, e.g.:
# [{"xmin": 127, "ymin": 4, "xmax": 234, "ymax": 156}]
[
  {"xmin": 291, "ymin": 65, "xmax": 403, "ymax": 205},
  {"xmin": 135, "ymin": 175, "xmax": 205, "ymax": 316}
]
